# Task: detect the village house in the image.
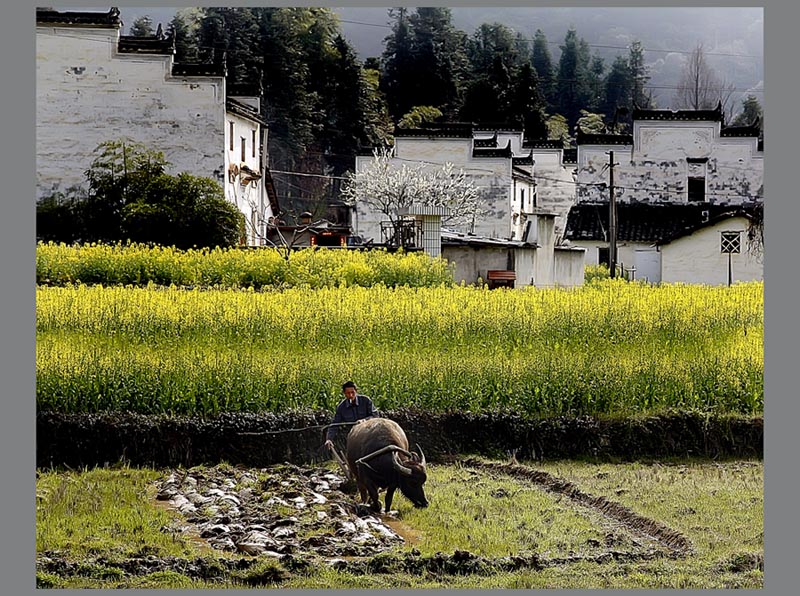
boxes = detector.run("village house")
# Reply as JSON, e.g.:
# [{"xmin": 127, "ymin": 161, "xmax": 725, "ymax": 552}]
[
  {"xmin": 36, "ymin": 7, "xmax": 278, "ymax": 246},
  {"xmin": 351, "ymin": 122, "xmax": 585, "ymax": 287},
  {"xmin": 562, "ymin": 103, "xmax": 763, "ymax": 284}
]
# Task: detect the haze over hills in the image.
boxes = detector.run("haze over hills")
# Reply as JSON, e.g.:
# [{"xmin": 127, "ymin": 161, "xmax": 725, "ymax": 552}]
[{"xmin": 97, "ymin": 6, "xmax": 764, "ymax": 111}]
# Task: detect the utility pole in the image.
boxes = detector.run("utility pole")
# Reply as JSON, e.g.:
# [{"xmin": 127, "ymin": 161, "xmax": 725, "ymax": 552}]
[{"xmin": 608, "ymin": 150, "xmax": 617, "ymax": 278}]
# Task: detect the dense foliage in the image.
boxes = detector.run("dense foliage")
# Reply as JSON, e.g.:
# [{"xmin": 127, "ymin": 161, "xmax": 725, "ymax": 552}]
[{"xmin": 35, "ymin": 141, "xmax": 245, "ymax": 249}]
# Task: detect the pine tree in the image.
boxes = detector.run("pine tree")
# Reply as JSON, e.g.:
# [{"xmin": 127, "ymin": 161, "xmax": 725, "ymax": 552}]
[
  {"xmin": 532, "ymin": 29, "xmax": 556, "ymax": 107},
  {"xmin": 167, "ymin": 9, "xmax": 202, "ymax": 63},
  {"xmin": 628, "ymin": 40, "xmax": 652, "ymax": 108},
  {"xmin": 381, "ymin": 7, "xmax": 417, "ymax": 122},
  {"xmin": 557, "ymin": 28, "xmax": 591, "ymax": 129},
  {"xmin": 129, "ymin": 15, "xmax": 154, "ymax": 37},
  {"xmin": 732, "ymin": 95, "xmax": 763, "ymax": 132},
  {"xmin": 408, "ymin": 7, "xmax": 469, "ymax": 119}
]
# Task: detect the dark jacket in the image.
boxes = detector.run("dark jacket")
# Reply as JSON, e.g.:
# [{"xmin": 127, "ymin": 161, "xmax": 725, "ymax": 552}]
[{"xmin": 325, "ymin": 394, "xmax": 378, "ymax": 441}]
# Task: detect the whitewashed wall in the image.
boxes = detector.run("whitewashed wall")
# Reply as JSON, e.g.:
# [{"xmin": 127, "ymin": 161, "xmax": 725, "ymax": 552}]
[
  {"xmin": 660, "ymin": 216, "xmax": 763, "ymax": 285},
  {"xmin": 37, "ymin": 25, "xmax": 225, "ymax": 199},
  {"xmin": 576, "ymin": 122, "xmax": 763, "ymax": 205},
  {"xmin": 571, "ymin": 239, "xmax": 653, "ymax": 269},
  {"xmin": 225, "ymin": 108, "xmax": 266, "ymax": 245},
  {"xmin": 554, "ymin": 247, "xmax": 586, "ymax": 287},
  {"xmin": 528, "ymin": 149, "xmax": 577, "ymax": 240}
]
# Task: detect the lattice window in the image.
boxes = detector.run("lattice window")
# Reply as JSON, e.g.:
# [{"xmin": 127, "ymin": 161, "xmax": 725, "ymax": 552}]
[{"xmin": 721, "ymin": 231, "xmax": 741, "ymax": 254}]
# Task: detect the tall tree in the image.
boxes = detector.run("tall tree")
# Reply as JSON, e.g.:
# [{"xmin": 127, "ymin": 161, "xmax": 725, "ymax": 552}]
[
  {"xmin": 732, "ymin": 95, "xmax": 763, "ymax": 131},
  {"xmin": 466, "ymin": 22, "xmax": 523, "ymax": 76},
  {"xmin": 601, "ymin": 55, "xmax": 633, "ymax": 127},
  {"xmin": 380, "ymin": 7, "xmax": 417, "ymax": 122},
  {"xmin": 129, "ymin": 15, "xmax": 154, "ymax": 37},
  {"xmin": 556, "ymin": 28, "xmax": 592, "ymax": 129},
  {"xmin": 628, "ymin": 40, "xmax": 652, "ymax": 108},
  {"xmin": 508, "ymin": 62, "xmax": 548, "ymax": 139},
  {"xmin": 532, "ymin": 29, "xmax": 556, "ymax": 107},
  {"xmin": 408, "ymin": 7, "xmax": 469, "ymax": 118},
  {"xmin": 167, "ymin": 8, "xmax": 202, "ymax": 63},
  {"xmin": 674, "ymin": 43, "xmax": 727, "ymax": 111}
]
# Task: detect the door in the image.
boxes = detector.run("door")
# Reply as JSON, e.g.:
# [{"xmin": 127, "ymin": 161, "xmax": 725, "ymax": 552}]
[{"xmin": 635, "ymin": 249, "xmax": 661, "ymax": 283}]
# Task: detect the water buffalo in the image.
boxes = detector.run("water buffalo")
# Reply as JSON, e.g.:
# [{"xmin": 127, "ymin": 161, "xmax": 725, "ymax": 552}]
[{"xmin": 345, "ymin": 417, "xmax": 428, "ymax": 513}]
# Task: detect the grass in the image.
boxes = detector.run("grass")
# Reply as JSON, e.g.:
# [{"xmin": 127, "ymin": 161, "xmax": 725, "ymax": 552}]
[{"xmin": 36, "ymin": 459, "xmax": 763, "ymax": 589}]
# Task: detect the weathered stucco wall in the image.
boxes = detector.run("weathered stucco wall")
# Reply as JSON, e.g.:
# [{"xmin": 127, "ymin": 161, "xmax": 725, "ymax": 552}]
[
  {"xmin": 576, "ymin": 122, "xmax": 763, "ymax": 205},
  {"xmin": 441, "ymin": 246, "xmax": 511, "ymax": 285},
  {"xmin": 660, "ymin": 217, "xmax": 763, "ymax": 285},
  {"xmin": 529, "ymin": 150, "xmax": 577, "ymax": 241},
  {"xmin": 225, "ymin": 110, "xmax": 266, "ymax": 245},
  {"xmin": 36, "ymin": 25, "xmax": 226, "ymax": 199},
  {"xmin": 554, "ymin": 247, "xmax": 586, "ymax": 287}
]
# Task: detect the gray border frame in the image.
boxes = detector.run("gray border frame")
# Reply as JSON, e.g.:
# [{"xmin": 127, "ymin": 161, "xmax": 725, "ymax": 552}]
[{"xmin": 8, "ymin": 1, "xmax": 792, "ymax": 595}]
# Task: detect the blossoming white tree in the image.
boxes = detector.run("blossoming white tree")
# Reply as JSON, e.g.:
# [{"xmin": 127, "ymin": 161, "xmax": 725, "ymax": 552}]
[{"xmin": 340, "ymin": 147, "xmax": 483, "ymax": 244}]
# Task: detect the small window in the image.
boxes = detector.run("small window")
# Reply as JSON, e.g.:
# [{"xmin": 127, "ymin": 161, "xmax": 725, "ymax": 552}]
[
  {"xmin": 721, "ymin": 231, "xmax": 742, "ymax": 254},
  {"xmin": 520, "ymin": 188, "xmax": 525, "ymax": 208},
  {"xmin": 688, "ymin": 176, "xmax": 706, "ymax": 202},
  {"xmin": 252, "ymin": 130, "xmax": 257, "ymax": 157},
  {"xmin": 229, "ymin": 122, "xmax": 234, "ymax": 151},
  {"xmin": 241, "ymin": 137, "xmax": 246, "ymax": 162},
  {"xmin": 598, "ymin": 247, "xmax": 610, "ymax": 267}
]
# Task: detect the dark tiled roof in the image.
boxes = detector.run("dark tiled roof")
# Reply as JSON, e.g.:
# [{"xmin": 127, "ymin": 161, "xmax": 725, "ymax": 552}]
[
  {"xmin": 263, "ymin": 167, "xmax": 280, "ymax": 216},
  {"xmin": 562, "ymin": 149, "xmax": 578, "ymax": 164},
  {"xmin": 36, "ymin": 7, "xmax": 121, "ymax": 27},
  {"xmin": 118, "ymin": 35, "xmax": 174, "ymax": 55},
  {"xmin": 394, "ymin": 123, "xmax": 474, "ymax": 138},
  {"xmin": 720, "ymin": 123, "xmax": 761, "ymax": 138},
  {"xmin": 523, "ymin": 139, "xmax": 563, "ymax": 149},
  {"xmin": 172, "ymin": 63, "xmax": 226, "ymax": 77},
  {"xmin": 474, "ymin": 132, "xmax": 498, "ymax": 148},
  {"xmin": 472, "ymin": 140, "xmax": 512, "ymax": 158},
  {"xmin": 226, "ymin": 98, "xmax": 267, "ymax": 126},
  {"xmin": 633, "ymin": 102, "xmax": 723, "ymax": 122},
  {"xmin": 512, "ymin": 152, "xmax": 534, "ymax": 166},
  {"xmin": 576, "ymin": 129, "xmax": 633, "ymax": 145},
  {"xmin": 473, "ymin": 122, "xmax": 523, "ymax": 132},
  {"xmin": 564, "ymin": 201, "xmax": 758, "ymax": 244}
]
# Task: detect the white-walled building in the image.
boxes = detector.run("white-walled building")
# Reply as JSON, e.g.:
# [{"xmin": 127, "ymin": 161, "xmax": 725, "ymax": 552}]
[
  {"xmin": 36, "ymin": 7, "xmax": 277, "ymax": 245},
  {"xmin": 561, "ymin": 104, "xmax": 763, "ymax": 284},
  {"xmin": 564, "ymin": 202, "xmax": 762, "ymax": 284},
  {"xmin": 574, "ymin": 104, "xmax": 763, "ymax": 206}
]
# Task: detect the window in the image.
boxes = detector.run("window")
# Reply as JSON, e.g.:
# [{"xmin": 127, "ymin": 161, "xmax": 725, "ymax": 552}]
[
  {"xmin": 252, "ymin": 130, "xmax": 257, "ymax": 158},
  {"xmin": 241, "ymin": 137, "xmax": 246, "ymax": 162},
  {"xmin": 598, "ymin": 247, "xmax": 610, "ymax": 267},
  {"xmin": 520, "ymin": 188, "xmax": 525, "ymax": 208},
  {"xmin": 229, "ymin": 122, "xmax": 234, "ymax": 151},
  {"xmin": 687, "ymin": 157, "xmax": 707, "ymax": 202},
  {"xmin": 721, "ymin": 231, "xmax": 742, "ymax": 254},
  {"xmin": 688, "ymin": 176, "xmax": 706, "ymax": 202}
]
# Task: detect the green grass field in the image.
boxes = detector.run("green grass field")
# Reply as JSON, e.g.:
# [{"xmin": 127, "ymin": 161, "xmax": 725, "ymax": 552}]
[{"xmin": 36, "ymin": 459, "xmax": 763, "ymax": 589}]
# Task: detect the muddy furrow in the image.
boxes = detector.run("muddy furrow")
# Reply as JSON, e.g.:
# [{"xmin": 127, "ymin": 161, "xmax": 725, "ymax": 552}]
[{"xmin": 460, "ymin": 457, "xmax": 694, "ymax": 556}]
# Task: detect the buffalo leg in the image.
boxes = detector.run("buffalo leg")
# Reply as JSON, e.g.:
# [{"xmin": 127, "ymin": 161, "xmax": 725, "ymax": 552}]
[
  {"xmin": 365, "ymin": 481, "xmax": 381, "ymax": 513},
  {"xmin": 385, "ymin": 486, "xmax": 396, "ymax": 512}
]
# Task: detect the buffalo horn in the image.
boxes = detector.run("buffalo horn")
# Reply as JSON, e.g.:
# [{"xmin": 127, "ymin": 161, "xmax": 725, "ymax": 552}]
[
  {"xmin": 416, "ymin": 443, "xmax": 427, "ymax": 467},
  {"xmin": 392, "ymin": 451, "xmax": 413, "ymax": 476}
]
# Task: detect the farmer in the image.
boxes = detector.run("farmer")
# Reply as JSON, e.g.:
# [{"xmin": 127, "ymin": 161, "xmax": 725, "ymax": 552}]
[{"xmin": 324, "ymin": 381, "xmax": 378, "ymax": 450}]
